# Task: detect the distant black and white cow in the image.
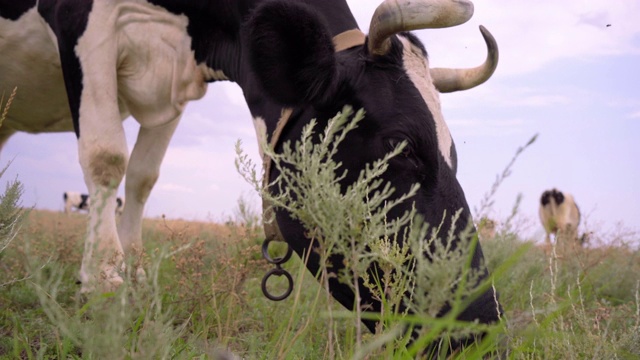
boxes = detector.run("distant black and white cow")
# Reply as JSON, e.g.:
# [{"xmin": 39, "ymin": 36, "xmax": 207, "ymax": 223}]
[
  {"xmin": 115, "ymin": 197, "xmax": 125, "ymax": 216},
  {"xmin": 63, "ymin": 191, "xmax": 125, "ymax": 215},
  {"xmin": 1, "ymin": 0, "xmax": 501, "ymax": 350},
  {"xmin": 477, "ymin": 217, "xmax": 498, "ymax": 241},
  {"xmin": 63, "ymin": 191, "xmax": 90, "ymax": 213},
  {"xmin": 539, "ymin": 188, "xmax": 581, "ymax": 245}
]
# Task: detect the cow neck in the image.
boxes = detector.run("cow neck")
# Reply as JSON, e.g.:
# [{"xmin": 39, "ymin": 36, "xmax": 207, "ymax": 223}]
[{"xmin": 262, "ymin": 29, "xmax": 366, "ymax": 243}]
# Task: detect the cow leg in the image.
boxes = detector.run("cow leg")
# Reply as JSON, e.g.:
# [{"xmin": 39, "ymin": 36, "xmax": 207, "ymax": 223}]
[
  {"xmin": 77, "ymin": 121, "xmax": 129, "ymax": 293},
  {"xmin": 118, "ymin": 118, "xmax": 181, "ymax": 282},
  {"xmin": 64, "ymin": 196, "xmax": 72, "ymax": 214},
  {"xmin": 67, "ymin": 12, "xmax": 130, "ymax": 293}
]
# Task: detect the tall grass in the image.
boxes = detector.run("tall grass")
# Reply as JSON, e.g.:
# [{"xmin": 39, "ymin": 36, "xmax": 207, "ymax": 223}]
[
  {"xmin": 0, "ymin": 106, "xmax": 638, "ymax": 358},
  {"xmin": 0, "ymin": 86, "xmax": 17, "ymax": 129}
]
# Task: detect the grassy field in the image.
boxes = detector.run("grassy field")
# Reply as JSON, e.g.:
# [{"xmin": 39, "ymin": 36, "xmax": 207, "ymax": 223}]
[{"xmin": 1, "ymin": 207, "xmax": 639, "ymax": 359}]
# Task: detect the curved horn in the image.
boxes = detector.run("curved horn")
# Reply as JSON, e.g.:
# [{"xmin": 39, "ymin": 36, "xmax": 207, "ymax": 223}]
[
  {"xmin": 368, "ymin": 0, "xmax": 474, "ymax": 56},
  {"xmin": 430, "ymin": 25, "xmax": 498, "ymax": 93}
]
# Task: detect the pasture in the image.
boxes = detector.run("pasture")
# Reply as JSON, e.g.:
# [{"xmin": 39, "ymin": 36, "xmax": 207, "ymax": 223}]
[{"xmin": 1, "ymin": 207, "xmax": 639, "ymax": 358}]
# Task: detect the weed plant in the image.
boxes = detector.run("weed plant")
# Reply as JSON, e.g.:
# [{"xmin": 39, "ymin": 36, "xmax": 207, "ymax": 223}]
[
  {"xmin": 236, "ymin": 107, "xmax": 511, "ymax": 358},
  {"xmin": 0, "ymin": 106, "xmax": 638, "ymax": 358}
]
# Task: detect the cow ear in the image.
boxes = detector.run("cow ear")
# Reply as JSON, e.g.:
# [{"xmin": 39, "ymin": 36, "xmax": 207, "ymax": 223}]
[{"xmin": 245, "ymin": 0, "xmax": 339, "ymax": 106}]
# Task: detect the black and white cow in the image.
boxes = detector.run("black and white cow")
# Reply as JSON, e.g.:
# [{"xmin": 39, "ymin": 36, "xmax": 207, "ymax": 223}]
[
  {"xmin": 63, "ymin": 191, "xmax": 125, "ymax": 215},
  {"xmin": 1, "ymin": 0, "xmax": 501, "ymax": 350},
  {"xmin": 539, "ymin": 188, "xmax": 582, "ymax": 245},
  {"xmin": 63, "ymin": 191, "xmax": 90, "ymax": 213}
]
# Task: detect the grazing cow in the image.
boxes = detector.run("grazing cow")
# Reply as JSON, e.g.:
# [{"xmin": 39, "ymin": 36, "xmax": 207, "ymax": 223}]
[
  {"xmin": 63, "ymin": 191, "xmax": 90, "ymax": 213},
  {"xmin": 539, "ymin": 188, "xmax": 581, "ymax": 245},
  {"xmin": 1, "ymin": 0, "xmax": 501, "ymax": 351},
  {"xmin": 63, "ymin": 191, "xmax": 125, "ymax": 215},
  {"xmin": 477, "ymin": 217, "xmax": 497, "ymax": 240},
  {"xmin": 116, "ymin": 197, "xmax": 125, "ymax": 216}
]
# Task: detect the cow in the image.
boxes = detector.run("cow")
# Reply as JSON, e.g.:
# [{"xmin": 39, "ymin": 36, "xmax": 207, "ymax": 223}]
[
  {"xmin": 63, "ymin": 191, "xmax": 125, "ymax": 215},
  {"xmin": 116, "ymin": 197, "xmax": 125, "ymax": 216},
  {"xmin": 477, "ymin": 217, "xmax": 497, "ymax": 240},
  {"xmin": 539, "ymin": 188, "xmax": 582, "ymax": 245},
  {"xmin": 1, "ymin": 0, "xmax": 501, "ymax": 351},
  {"xmin": 63, "ymin": 191, "xmax": 90, "ymax": 213}
]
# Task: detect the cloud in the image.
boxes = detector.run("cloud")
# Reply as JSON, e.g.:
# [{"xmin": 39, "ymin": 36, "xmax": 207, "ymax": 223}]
[
  {"xmin": 157, "ymin": 183, "xmax": 194, "ymax": 193},
  {"xmin": 347, "ymin": 0, "xmax": 640, "ymax": 76},
  {"xmin": 628, "ymin": 111, "xmax": 640, "ymax": 119},
  {"xmin": 443, "ymin": 85, "xmax": 572, "ymax": 110},
  {"xmin": 448, "ymin": 117, "xmax": 526, "ymax": 137},
  {"xmin": 223, "ymin": 83, "xmax": 247, "ymax": 107},
  {"xmin": 578, "ymin": 11, "xmax": 611, "ymax": 29},
  {"xmin": 512, "ymin": 94, "xmax": 571, "ymax": 107}
]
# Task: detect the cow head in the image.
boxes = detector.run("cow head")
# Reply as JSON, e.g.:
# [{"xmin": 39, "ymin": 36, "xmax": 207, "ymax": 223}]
[{"xmin": 245, "ymin": 0, "xmax": 501, "ymax": 342}]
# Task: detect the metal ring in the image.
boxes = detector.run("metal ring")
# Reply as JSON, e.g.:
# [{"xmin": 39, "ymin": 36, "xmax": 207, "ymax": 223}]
[
  {"xmin": 261, "ymin": 267, "xmax": 294, "ymax": 301},
  {"xmin": 261, "ymin": 237, "xmax": 293, "ymax": 265}
]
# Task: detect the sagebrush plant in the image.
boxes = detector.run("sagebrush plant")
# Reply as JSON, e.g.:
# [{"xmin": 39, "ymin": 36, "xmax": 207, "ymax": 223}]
[
  {"xmin": 0, "ymin": 162, "xmax": 28, "ymax": 287},
  {"xmin": 236, "ymin": 106, "xmax": 507, "ymax": 357},
  {"xmin": 1, "ymin": 97, "xmax": 637, "ymax": 358},
  {"xmin": 0, "ymin": 86, "xmax": 24, "ymax": 259}
]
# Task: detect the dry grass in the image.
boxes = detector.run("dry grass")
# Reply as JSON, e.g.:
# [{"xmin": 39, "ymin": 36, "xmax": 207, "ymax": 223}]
[
  {"xmin": 1, "ymin": 208, "xmax": 639, "ymax": 359},
  {"xmin": 0, "ymin": 86, "xmax": 17, "ymax": 128}
]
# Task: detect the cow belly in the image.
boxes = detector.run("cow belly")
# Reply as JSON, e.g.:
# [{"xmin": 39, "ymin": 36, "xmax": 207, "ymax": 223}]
[
  {"xmin": 0, "ymin": 8, "xmax": 73, "ymax": 133},
  {"xmin": 113, "ymin": 2, "xmax": 207, "ymax": 128}
]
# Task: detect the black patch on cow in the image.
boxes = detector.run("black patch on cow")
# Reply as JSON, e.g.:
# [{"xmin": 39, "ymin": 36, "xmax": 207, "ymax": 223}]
[
  {"xmin": 245, "ymin": 0, "xmax": 339, "ymax": 106},
  {"xmin": 540, "ymin": 190, "xmax": 551, "ymax": 206},
  {"xmin": 147, "ymin": 0, "xmax": 253, "ymax": 74},
  {"xmin": 38, "ymin": 0, "xmax": 93, "ymax": 139},
  {"xmin": 0, "ymin": 0, "xmax": 36, "ymax": 21},
  {"xmin": 79, "ymin": 194, "xmax": 89, "ymax": 210},
  {"xmin": 116, "ymin": 198, "xmax": 123, "ymax": 207},
  {"xmin": 552, "ymin": 189, "xmax": 565, "ymax": 205}
]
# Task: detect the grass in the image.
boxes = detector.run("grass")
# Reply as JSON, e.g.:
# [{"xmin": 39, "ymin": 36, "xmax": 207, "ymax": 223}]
[
  {"xmin": 1, "ymin": 108, "xmax": 638, "ymax": 358},
  {"xmin": 0, "ymin": 209, "xmax": 638, "ymax": 359}
]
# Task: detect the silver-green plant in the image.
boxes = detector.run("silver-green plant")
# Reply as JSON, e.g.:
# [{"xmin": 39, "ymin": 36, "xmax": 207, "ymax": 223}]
[
  {"xmin": 30, "ymin": 242, "xmax": 191, "ymax": 359},
  {"xmin": 0, "ymin": 86, "xmax": 23, "ymax": 258},
  {"xmin": 0, "ymin": 162, "xmax": 25, "ymax": 257},
  {"xmin": 236, "ymin": 106, "xmax": 502, "ymax": 357}
]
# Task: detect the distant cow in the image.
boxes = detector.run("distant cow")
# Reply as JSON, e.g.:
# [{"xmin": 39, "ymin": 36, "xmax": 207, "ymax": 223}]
[
  {"xmin": 63, "ymin": 191, "xmax": 90, "ymax": 213},
  {"xmin": 477, "ymin": 217, "xmax": 497, "ymax": 240},
  {"xmin": 63, "ymin": 191, "xmax": 124, "ymax": 215},
  {"xmin": 115, "ymin": 198, "xmax": 125, "ymax": 216},
  {"xmin": 539, "ymin": 188, "xmax": 581, "ymax": 245}
]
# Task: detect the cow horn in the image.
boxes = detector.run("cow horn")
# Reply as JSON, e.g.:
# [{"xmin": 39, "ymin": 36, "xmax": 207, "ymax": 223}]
[
  {"xmin": 430, "ymin": 25, "xmax": 498, "ymax": 93},
  {"xmin": 368, "ymin": 0, "xmax": 475, "ymax": 56}
]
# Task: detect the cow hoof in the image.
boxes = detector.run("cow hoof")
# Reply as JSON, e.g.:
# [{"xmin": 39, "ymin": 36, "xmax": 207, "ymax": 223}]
[
  {"xmin": 79, "ymin": 266, "xmax": 124, "ymax": 294},
  {"xmin": 135, "ymin": 267, "xmax": 147, "ymax": 284},
  {"xmin": 105, "ymin": 273, "xmax": 124, "ymax": 291},
  {"xmin": 102, "ymin": 265, "xmax": 125, "ymax": 291}
]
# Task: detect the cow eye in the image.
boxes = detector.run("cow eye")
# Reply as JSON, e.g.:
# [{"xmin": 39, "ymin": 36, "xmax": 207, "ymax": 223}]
[{"xmin": 385, "ymin": 138, "xmax": 412, "ymax": 157}]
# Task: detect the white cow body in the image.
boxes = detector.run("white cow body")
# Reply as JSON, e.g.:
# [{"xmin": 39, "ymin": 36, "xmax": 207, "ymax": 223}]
[
  {"xmin": 477, "ymin": 217, "xmax": 497, "ymax": 241},
  {"xmin": 63, "ymin": 191, "xmax": 125, "ymax": 215},
  {"xmin": 539, "ymin": 188, "xmax": 581, "ymax": 245},
  {"xmin": 63, "ymin": 191, "xmax": 90, "ymax": 213},
  {"xmin": 1, "ymin": 2, "xmax": 211, "ymax": 291},
  {"xmin": 0, "ymin": 8, "xmax": 71, "ymax": 148}
]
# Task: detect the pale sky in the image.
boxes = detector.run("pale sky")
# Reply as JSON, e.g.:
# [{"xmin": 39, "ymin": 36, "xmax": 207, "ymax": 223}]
[{"xmin": 2, "ymin": 0, "xmax": 639, "ymax": 241}]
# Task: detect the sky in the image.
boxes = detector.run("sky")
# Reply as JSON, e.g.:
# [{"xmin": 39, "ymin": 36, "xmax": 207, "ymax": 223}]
[{"xmin": 2, "ymin": 0, "xmax": 639, "ymax": 242}]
